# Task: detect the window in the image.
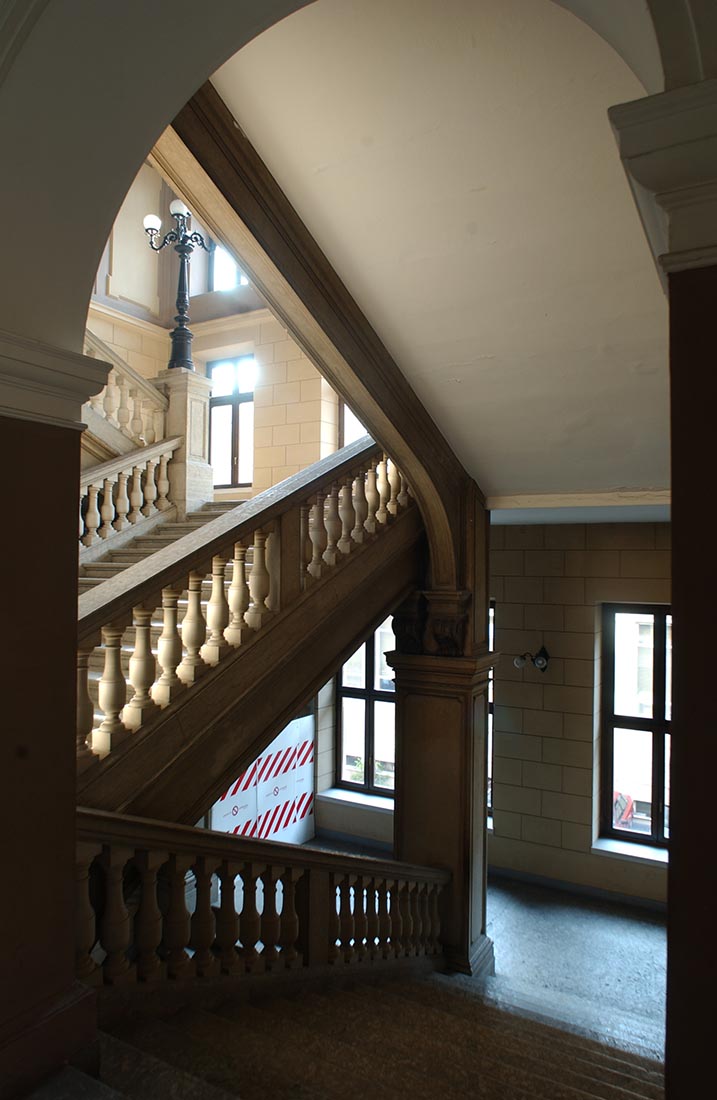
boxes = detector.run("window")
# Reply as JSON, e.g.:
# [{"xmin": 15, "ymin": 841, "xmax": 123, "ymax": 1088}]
[
  {"xmin": 601, "ymin": 604, "xmax": 672, "ymax": 847},
  {"xmin": 338, "ymin": 398, "xmax": 367, "ymax": 448},
  {"xmin": 209, "ymin": 244, "xmax": 250, "ymax": 291},
  {"xmin": 336, "ymin": 617, "xmax": 395, "ymax": 795},
  {"xmin": 487, "ymin": 600, "xmax": 495, "ymax": 814},
  {"xmin": 208, "ymin": 356, "xmax": 256, "ymax": 488}
]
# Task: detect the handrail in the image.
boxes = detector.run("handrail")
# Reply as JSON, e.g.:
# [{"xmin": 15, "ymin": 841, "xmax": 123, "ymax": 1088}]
[
  {"xmin": 78, "ymin": 435, "xmax": 379, "ymax": 642},
  {"xmin": 84, "ymin": 328, "xmax": 169, "ymax": 413},
  {"xmin": 80, "ymin": 436, "xmax": 182, "ymax": 493}
]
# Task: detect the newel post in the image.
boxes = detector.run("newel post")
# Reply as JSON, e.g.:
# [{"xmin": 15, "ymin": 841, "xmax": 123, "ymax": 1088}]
[
  {"xmin": 296, "ymin": 866, "xmax": 331, "ymax": 967},
  {"xmin": 155, "ymin": 368, "xmax": 213, "ymax": 519}
]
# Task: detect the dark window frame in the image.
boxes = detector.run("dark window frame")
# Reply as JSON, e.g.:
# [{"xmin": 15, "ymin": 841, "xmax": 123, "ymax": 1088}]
[
  {"xmin": 600, "ymin": 602, "xmax": 672, "ymax": 848},
  {"xmin": 208, "ymin": 357, "xmax": 255, "ymax": 489},
  {"xmin": 335, "ymin": 624, "xmax": 396, "ymax": 797},
  {"xmin": 487, "ymin": 599, "xmax": 495, "ymax": 814}
]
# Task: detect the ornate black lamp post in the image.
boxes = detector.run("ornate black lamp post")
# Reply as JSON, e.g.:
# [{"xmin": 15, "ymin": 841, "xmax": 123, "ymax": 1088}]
[{"xmin": 143, "ymin": 199, "xmax": 214, "ymax": 371}]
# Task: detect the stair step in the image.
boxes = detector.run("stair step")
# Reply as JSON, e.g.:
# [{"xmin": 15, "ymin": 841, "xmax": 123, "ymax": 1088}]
[
  {"xmin": 99, "ymin": 1031, "xmax": 236, "ymax": 1100},
  {"xmin": 25, "ymin": 1065, "xmax": 125, "ymax": 1099}
]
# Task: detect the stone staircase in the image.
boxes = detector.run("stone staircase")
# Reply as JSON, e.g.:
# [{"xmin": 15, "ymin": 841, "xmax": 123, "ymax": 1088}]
[{"xmin": 29, "ymin": 974, "xmax": 664, "ymax": 1099}]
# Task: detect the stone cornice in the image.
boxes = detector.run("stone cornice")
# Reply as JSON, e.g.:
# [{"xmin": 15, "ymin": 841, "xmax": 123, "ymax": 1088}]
[
  {"xmin": 0, "ymin": 328, "xmax": 109, "ymax": 430},
  {"xmin": 609, "ymin": 79, "xmax": 717, "ymax": 277}
]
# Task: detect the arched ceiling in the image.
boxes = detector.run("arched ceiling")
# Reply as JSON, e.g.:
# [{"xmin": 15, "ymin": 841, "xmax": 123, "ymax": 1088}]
[{"xmin": 212, "ymin": 0, "xmax": 668, "ymax": 505}]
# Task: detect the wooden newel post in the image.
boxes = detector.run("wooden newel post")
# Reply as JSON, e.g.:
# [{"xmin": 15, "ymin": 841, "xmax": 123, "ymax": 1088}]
[{"xmin": 296, "ymin": 866, "xmax": 331, "ymax": 967}]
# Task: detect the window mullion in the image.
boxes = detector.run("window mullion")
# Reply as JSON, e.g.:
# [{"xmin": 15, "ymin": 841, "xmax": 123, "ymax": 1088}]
[{"xmin": 653, "ymin": 612, "xmax": 667, "ymax": 842}]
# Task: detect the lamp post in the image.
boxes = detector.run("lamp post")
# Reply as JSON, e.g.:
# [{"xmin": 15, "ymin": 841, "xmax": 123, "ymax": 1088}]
[{"xmin": 143, "ymin": 199, "xmax": 214, "ymax": 371}]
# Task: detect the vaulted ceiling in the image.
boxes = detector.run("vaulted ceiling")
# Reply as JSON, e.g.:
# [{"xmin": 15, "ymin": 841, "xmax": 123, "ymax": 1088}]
[{"xmin": 211, "ymin": 0, "xmax": 668, "ymax": 516}]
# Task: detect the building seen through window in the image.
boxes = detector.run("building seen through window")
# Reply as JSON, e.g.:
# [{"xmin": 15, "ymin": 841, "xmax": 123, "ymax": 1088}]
[
  {"xmin": 208, "ymin": 356, "xmax": 256, "ymax": 488},
  {"xmin": 337, "ymin": 617, "xmax": 395, "ymax": 795},
  {"xmin": 601, "ymin": 604, "xmax": 672, "ymax": 847}
]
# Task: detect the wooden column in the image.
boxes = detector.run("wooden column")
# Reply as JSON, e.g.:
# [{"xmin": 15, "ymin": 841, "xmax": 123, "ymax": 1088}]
[{"xmin": 665, "ymin": 265, "xmax": 717, "ymax": 1097}]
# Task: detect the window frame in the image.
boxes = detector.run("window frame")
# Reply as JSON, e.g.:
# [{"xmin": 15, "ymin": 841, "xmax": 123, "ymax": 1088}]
[
  {"xmin": 208, "ymin": 356, "xmax": 255, "ymax": 489},
  {"xmin": 335, "ymin": 623, "xmax": 396, "ymax": 797},
  {"xmin": 600, "ymin": 602, "xmax": 672, "ymax": 848}
]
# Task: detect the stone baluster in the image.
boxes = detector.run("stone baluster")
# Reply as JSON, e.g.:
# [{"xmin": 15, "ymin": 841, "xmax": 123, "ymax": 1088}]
[
  {"xmin": 328, "ymin": 873, "xmax": 341, "ymax": 964},
  {"xmin": 93, "ymin": 625, "xmax": 127, "ymax": 757},
  {"xmin": 75, "ymin": 843, "xmax": 101, "ymax": 984},
  {"xmin": 377, "ymin": 878, "xmax": 393, "ymax": 959},
  {"xmin": 323, "ymin": 484, "xmax": 341, "ymax": 567},
  {"xmin": 141, "ymin": 458, "xmax": 158, "ymax": 517},
  {"xmin": 76, "ymin": 647, "xmax": 95, "ymax": 757},
  {"xmin": 337, "ymin": 477, "xmax": 356, "ymax": 554},
  {"xmin": 240, "ymin": 862, "xmax": 264, "ymax": 972},
  {"xmin": 351, "ymin": 469, "xmax": 368, "ymax": 544},
  {"xmin": 307, "ymin": 494, "xmax": 327, "ymax": 579},
  {"xmin": 398, "ymin": 472, "xmax": 409, "ymax": 510},
  {"xmin": 200, "ymin": 556, "xmax": 229, "ymax": 665},
  {"xmin": 421, "ymin": 884, "xmax": 432, "ymax": 955},
  {"xmin": 411, "ymin": 882, "xmax": 423, "ymax": 955},
  {"xmin": 399, "ymin": 881, "xmax": 414, "ymax": 957},
  {"xmin": 353, "ymin": 875, "xmax": 368, "ymax": 961},
  {"xmin": 163, "ymin": 854, "xmax": 193, "ymax": 979},
  {"xmin": 224, "ymin": 543, "xmax": 250, "ymax": 646},
  {"xmin": 122, "ymin": 607, "xmax": 159, "ymax": 732},
  {"xmin": 103, "ymin": 370, "xmax": 120, "ymax": 428},
  {"xmin": 134, "ymin": 849, "xmax": 166, "ymax": 982},
  {"xmin": 178, "ymin": 572, "xmax": 208, "ymax": 685},
  {"xmin": 429, "ymin": 884, "xmax": 442, "ymax": 955},
  {"xmin": 129, "ymin": 390, "xmax": 145, "ymax": 441},
  {"xmin": 376, "ymin": 455, "xmax": 390, "ymax": 524},
  {"xmin": 279, "ymin": 867, "xmax": 302, "ymax": 968},
  {"xmin": 139, "ymin": 401, "xmax": 154, "ymax": 444},
  {"xmin": 113, "ymin": 472, "xmax": 130, "ymax": 532},
  {"xmin": 81, "ymin": 485, "xmax": 100, "ymax": 547},
  {"xmin": 155, "ymin": 454, "xmax": 171, "ymax": 511},
  {"xmin": 390, "ymin": 880, "xmax": 403, "ymax": 957},
  {"xmin": 364, "ymin": 462, "xmax": 379, "ymax": 534},
  {"xmin": 339, "ymin": 874, "xmax": 356, "ymax": 963},
  {"xmin": 97, "ymin": 478, "xmax": 116, "ymax": 540},
  {"xmin": 299, "ymin": 504, "xmax": 312, "ymax": 587},
  {"xmin": 127, "ymin": 466, "xmax": 143, "ymax": 524},
  {"xmin": 260, "ymin": 865, "xmax": 282, "ymax": 970},
  {"xmin": 151, "ymin": 588, "xmax": 185, "ymax": 706},
  {"xmin": 216, "ymin": 861, "xmax": 241, "ymax": 974},
  {"xmin": 365, "ymin": 878, "xmax": 379, "ymax": 960},
  {"xmin": 244, "ymin": 530, "xmax": 270, "ymax": 630},
  {"xmin": 387, "ymin": 458, "xmax": 400, "ymax": 516},
  {"xmin": 99, "ymin": 846, "xmax": 133, "ymax": 984},
  {"xmin": 116, "ymin": 374, "xmax": 132, "ymax": 437},
  {"xmin": 191, "ymin": 856, "xmax": 218, "ymax": 977},
  {"xmin": 89, "ymin": 389, "xmax": 104, "ymax": 420}
]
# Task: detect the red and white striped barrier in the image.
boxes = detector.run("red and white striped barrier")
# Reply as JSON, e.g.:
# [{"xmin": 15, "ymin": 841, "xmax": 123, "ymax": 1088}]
[
  {"xmin": 256, "ymin": 744, "xmax": 298, "ymax": 784},
  {"xmin": 296, "ymin": 739, "xmax": 314, "ymax": 767},
  {"xmin": 296, "ymin": 791, "xmax": 314, "ymax": 820}
]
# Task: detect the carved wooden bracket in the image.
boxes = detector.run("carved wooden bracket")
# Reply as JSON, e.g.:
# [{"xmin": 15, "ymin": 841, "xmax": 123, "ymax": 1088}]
[{"xmin": 422, "ymin": 590, "xmax": 471, "ymax": 658}]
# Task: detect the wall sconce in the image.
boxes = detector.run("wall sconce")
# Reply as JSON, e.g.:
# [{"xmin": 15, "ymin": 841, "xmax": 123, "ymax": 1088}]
[{"xmin": 513, "ymin": 646, "xmax": 550, "ymax": 672}]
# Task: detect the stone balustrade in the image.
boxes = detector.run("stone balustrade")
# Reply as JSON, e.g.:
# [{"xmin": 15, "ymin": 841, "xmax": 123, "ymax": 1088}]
[
  {"xmin": 76, "ymin": 438, "xmax": 412, "ymax": 764},
  {"xmin": 83, "ymin": 329, "xmax": 169, "ymax": 447},
  {"xmin": 76, "ymin": 805, "xmax": 449, "ymax": 986},
  {"xmin": 79, "ymin": 437, "xmax": 182, "ymax": 549}
]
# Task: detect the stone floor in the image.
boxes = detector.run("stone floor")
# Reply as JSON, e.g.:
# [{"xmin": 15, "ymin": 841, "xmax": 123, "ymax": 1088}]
[{"xmin": 483, "ymin": 875, "xmax": 667, "ymax": 1059}]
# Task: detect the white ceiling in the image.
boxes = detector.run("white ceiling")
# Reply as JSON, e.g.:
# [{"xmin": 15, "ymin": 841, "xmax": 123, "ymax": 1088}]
[{"xmin": 212, "ymin": 0, "xmax": 669, "ymax": 515}]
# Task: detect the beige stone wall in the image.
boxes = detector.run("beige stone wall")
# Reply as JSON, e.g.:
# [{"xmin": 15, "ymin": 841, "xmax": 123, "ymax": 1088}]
[
  {"xmin": 316, "ymin": 681, "xmax": 336, "ymax": 793},
  {"xmin": 489, "ymin": 521, "xmax": 671, "ymax": 902},
  {"xmin": 87, "ymin": 304, "xmax": 170, "ymax": 380}
]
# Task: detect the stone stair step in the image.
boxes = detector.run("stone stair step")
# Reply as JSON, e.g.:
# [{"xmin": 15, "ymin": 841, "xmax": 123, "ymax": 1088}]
[
  {"xmin": 99, "ymin": 1031, "xmax": 236, "ymax": 1100},
  {"xmin": 25, "ymin": 1065, "xmax": 126, "ymax": 1099}
]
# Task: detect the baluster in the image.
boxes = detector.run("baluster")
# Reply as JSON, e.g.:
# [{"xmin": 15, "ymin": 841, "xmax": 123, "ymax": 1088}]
[
  {"xmin": 130, "ymin": 390, "xmax": 145, "ymax": 441},
  {"xmin": 103, "ymin": 370, "xmax": 120, "ymax": 427},
  {"xmin": 399, "ymin": 881, "xmax": 414, "ymax": 957},
  {"xmin": 299, "ymin": 504, "xmax": 312, "ymax": 586},
  {"xmin": 178, "ymin": 572, "xmax": 208, "ymax": 685},
  {"xmin": 365, "ymin": 878, "xmax": 379, "ymax": 960},
  {"xmin": 337, "ymin": 477, "xmax": 355, "ymax": 555},
  {"xmin": 122, "ymin": 607, "xmax": 159, "ymax": 731},
  {"xmin": 155, "ymin": 453, "xmax": 171, "ymax": 511},
  {"xmin": 134, "ymin": 850, "xmax": 166, "ymax": 982},
  {"xmin": 410, "ymin": 882, "xmax": 423, "ymax": 956},
  {"xmin": 244, "ymin": 530, "xmax": 270, "ymax": 630},
  {"xmin": 79, "ymin": 498, "xmax": 84, "ymax": 543},
  {"xmin": 390, "ymin": 880, "xmax": 403, "ymax": 958},
  {"xmin": 113, "ymin": 471, "xmax": 130, "ymax": 532},
  {"xmin": 215, "ymin": 861, "xmax": 241, "ymax": 974},
  {"xmin": 76, "ymin": 647, "xmax": 95, "ymax": 757},
  {"xmin": 307, "ymin": 494, "xmax": 327, "ymax": 579},
  {"xmin": 163, "ymin": 854, "xmax": 193, "ymax": 979},
  {"xmin": 239, "ymin": 862, "xmax": 264, "ymax": 973},
  {"xmin": 376, "ymin": 455, "xmax": 390, "ymax": 524},
  {"xmin": 116, "ymin": 374, "xmax": 131, "ymax": 437},
  {"xmin": 81, "ymin": 485, "xmax": 100, "ymax": 546},
  {"xmin": 99, "ymin": 846, "xmax": 133, "ymax": 984},
  {"xmin": 151, "ymin": 588, "xmax": 185, "ymax": 706},
  {"xmin": 351, "ymin": 469, "xmax": 368, "ymax": 544},
  {"xmin": 225, "ymin": 542, "xmax": 250, "ymax": 646},
  {"xmin": 328, "ymin": 873, "xmax": 341, "ymax": 964},
  {"xmin": 387, "ymin": 458, "xmax": 400, "ymax": 516},
  {"xmin": 421, "ymin": 883, "xmax": 431, "ymax": 955},
  {"xmin": 93, "ymin": 625, "xmax": 127, "ymax": 757},
  {"xmin": 191, "ymin": 856, "xmax": 219, "ymax": 977},
  {"xmin": 97, "ymin": 477, "xmax": 116, "ymax": 540},
  {"xmin": 260, "ymin": 865, "xmax": 282, "ymax": 970},
  {"xmin": 397, "ymin": 472, "xmax": 409, "ymax": 510},
  {"xmin": 265, "ymin": 526, "xmax": 280, "ymax": 612},
  {"xmin": 429, "ymin": 884, "xmax": 442, "ymax": 955},
  {"xmin": 75, "ymin": 843, "xmax": 102, "ymax": 984},
  {"xmin": 279, "ymin": 867, "xmax": 302, "ymax": 968},
  {"xmin": 353, "ymin": 875, "xmax": 368, "ymax": 961},
  {"xmin": 339, "ymin": 874, "xmax": 356, "ymax": 963},
  {"xmin": 141, "ymin": 458, "xmax": 158, "ymax": 517},
  {"xmin": 89, "ymin": 389, "xmax": 105, "ymax": 420},
  {"xmin": 364, "ymin": 462, "xmax": 379, "ymax": 534},
  {"xmin": 200, "ymin": 556, "xmax": 229, "ymax": 666},
  {"xmin": 140, "ymin": 401, "xmax": 155, "ymax": 444},
  {"xmin": 127, "ymin": 466, "xmax": 142, "ymax": 524},
  {"xmin": 377, "ymin": 878, "xmax": 393, "ymax": 959},
  {"xmin": 323, "ymin": 484, "xmax": 340, "ymax": 567}
]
